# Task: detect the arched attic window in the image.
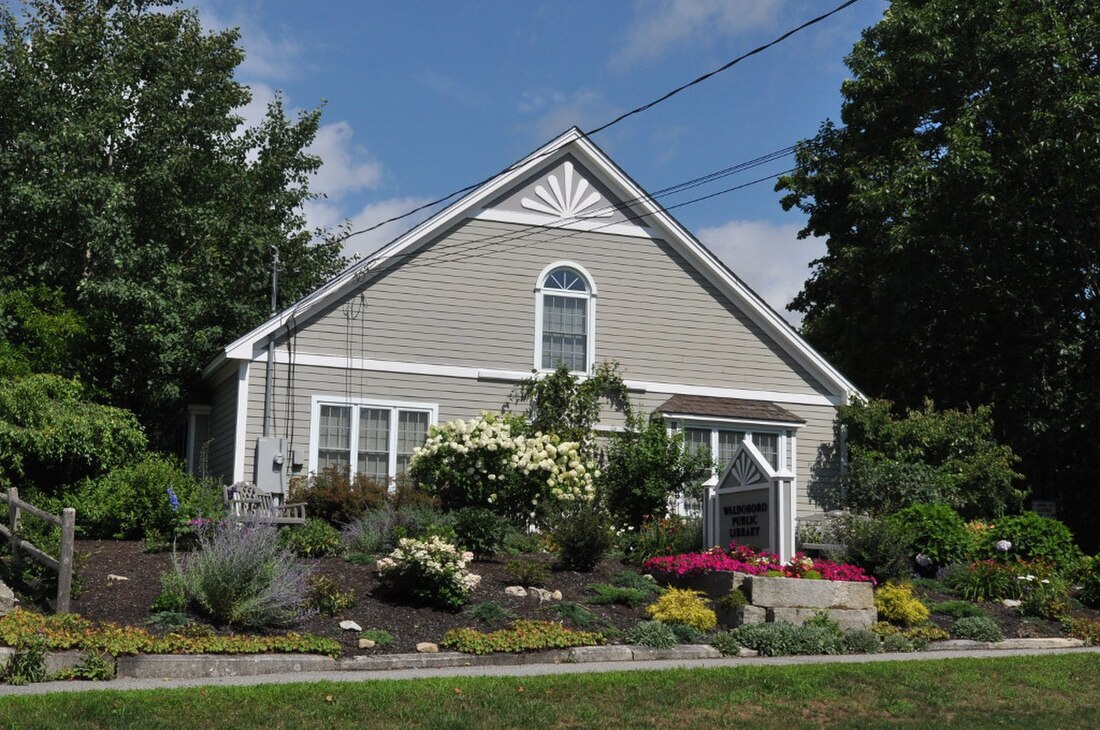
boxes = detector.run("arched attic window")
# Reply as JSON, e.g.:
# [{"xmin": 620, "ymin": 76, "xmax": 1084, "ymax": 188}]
[{"xmin": 535, "ymin": 263, "xmax": 596, "ymax": 373}]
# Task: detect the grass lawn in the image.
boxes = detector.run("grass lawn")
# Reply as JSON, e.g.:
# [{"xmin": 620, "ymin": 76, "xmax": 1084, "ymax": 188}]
[{"xmin": 1, "ymin": 654, "xmax": 1099, "ymax": 729}]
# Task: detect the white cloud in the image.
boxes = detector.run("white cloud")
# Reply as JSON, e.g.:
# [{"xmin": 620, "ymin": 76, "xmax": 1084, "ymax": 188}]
[
  {"xmin": 612, "ymin": 0, "xmax": 783, "ymax": 69},
  {"xmin": 697, "ymin": 219, "xmax": 824, "ymax": 325},
  {"xmin": 195, "ymin": 3, "xmax": 303, "ymax": 81},
  {"xmin": 518, "ymin": 89, "xmax": 616, "ymax": 140},
  {"xmin": 307, "ymin": 122, "xmax": 384, "ymax": 200}
]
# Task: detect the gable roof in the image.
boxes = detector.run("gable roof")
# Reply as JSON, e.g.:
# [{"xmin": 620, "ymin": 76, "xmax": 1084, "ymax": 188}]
[{"xmin": 206, "ymin": 128, "xmax": 861, "ymax": 400}]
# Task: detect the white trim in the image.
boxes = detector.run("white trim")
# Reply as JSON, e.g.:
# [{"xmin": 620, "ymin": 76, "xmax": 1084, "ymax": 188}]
[
  {"xmin": 533, "ymin": 261, "xmax": 597, "ymax": 373},
  {"xmin": 233, "ymin": 362, "xmax": 249, "ymax": 483},
  {"xmin": 471, "ymin": 207, "xmax": 658, "ymax": 239},
  {"xmin": 307, "ymin": 395, "xmax": 438, "ymax": 479},
  {"xmin": 185, "ymin": 405, "xmax": 212, "ymax": 476},
  {"xmin": 210, "ymin": 127, "xmax": 861, "ymax": 401},
  {"xmin": 252, "ymin": 349, "xmax": 841, "ymax": 407}
]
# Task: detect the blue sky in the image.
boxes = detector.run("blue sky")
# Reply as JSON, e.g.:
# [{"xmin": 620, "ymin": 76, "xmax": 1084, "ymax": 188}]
[{"xmin": 191, "ymin": 0, "xmax": 890, "ymax": 322}]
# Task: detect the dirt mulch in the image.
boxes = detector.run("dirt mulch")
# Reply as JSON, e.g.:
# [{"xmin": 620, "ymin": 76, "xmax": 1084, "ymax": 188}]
[{"xmin": 65, "ymin": 540, "xmax": 648, "ymax": 657}]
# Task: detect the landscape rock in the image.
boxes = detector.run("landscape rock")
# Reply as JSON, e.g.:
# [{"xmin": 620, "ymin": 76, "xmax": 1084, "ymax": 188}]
[
  {"xmin": 505, "ymin": 586, "xmax": 528, "ymax": 597},
  {"xmin": 528, "ymin": 587, "xmax": 552, "ymax": 602},
  {"xmin": 339, "ymin": 620, "xmax": 363, "ymax": 632},
  {"xmin": 416, "ymin": 642, "xmax": 439, "ymax": 653},
  {"xmin": 1002, "ymin": 599, "xmax": 1022, "ymax": 608},
  {"xmin": 358, "ymin": 638, "xmax": 376, "ymax": 649},
  {"xmin": 107, "ymin": 574, "xmax": 129, "ymax": 581},
  {"xmin": 0, "ymin": 580, "xmax": 13, "ymax": 615},
  {"xmin": 550, "ymin": 590, "xmax": 562, "ymax": 601}
]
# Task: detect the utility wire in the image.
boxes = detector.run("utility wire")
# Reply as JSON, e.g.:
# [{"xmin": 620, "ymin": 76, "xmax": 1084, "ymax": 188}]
[{"xmin": 331, "ymin": 0, "xmax": 860, "ymax": 245}]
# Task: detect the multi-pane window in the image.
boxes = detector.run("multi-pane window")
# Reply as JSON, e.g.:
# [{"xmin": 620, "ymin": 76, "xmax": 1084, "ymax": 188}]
[
  {"xmin": 313, "ymin": 400, "xmax": 435, "ymax": 484},
  {"xmin": 672, "ymin": 423, "xmax": 787, "ymax": 473},
  {"xmin": 538, "ymin": 265, "xmax": 593, "ymax": 372}
]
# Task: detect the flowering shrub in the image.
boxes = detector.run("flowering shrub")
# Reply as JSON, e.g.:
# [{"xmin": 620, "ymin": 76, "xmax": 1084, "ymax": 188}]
[
  {"xmin": 643, "ymin": 544, "xmax": 875, "ymax": 584},
  {"xmin": 441, "ymin": 620, "xmax": 604, "ymax": 654},
  {"xmin": 409, "ymin": 412, "xmax": 598, "ymax": 521},
  {"xmin": 376, "ymin": 536, "xmax": 480, "ymax": 610},
  {"xmin": 977, "ymin": 512, "xmax": 1082, "ymax": 569},
  {"xmin": 948, "ymin": 558, "xmax": 1060, "ymax": 602},
  {"xmin": 644, "ymin": 588, "xmax": 717, "ymax": 632}
]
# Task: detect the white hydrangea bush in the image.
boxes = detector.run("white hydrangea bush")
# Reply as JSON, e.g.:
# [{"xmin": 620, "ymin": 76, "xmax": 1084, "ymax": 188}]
[
  {"xmin": 375, "ymin": 536, "xmax": 481, "ymax": 609},
  {"xmin": 409, "ymin": 412, "xmax": 599, "ymax": 520}
]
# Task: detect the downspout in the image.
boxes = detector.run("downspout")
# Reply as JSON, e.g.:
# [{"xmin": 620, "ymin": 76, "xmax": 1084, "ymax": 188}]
[{"xmin": 263, "ymin": 246, "xmax": 280, "ymax": 438}]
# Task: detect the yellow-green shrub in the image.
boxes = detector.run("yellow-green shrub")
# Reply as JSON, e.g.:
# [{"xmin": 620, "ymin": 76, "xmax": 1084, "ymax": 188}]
[
  {"xmin": 874, "ymin": 582, "xmax": 930, "ymax": 627},
  {"xmin": 644, "ymin": 588, "xmax": 716, "ymax": 632}
]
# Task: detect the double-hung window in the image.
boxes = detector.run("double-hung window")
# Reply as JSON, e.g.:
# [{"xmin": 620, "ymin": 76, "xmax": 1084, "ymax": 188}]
[
  {"xmin": 676, "ymin": 423, "xmax": 788, "ymax": 474},
  {"xmin": 535, "ymin": 263, "xmax": 596, "ymax": 373},
  {"xmin": 311, "ymin": 398, "xmax": 435, "ymax": 483}
]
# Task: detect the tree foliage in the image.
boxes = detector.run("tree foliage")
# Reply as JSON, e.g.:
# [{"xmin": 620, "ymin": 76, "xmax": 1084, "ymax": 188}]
[
  {"xmin": 0, "ymin": 0, "xmax": 344, "ymax": 435},
  {"xmin": 839, "ymin": 398, "xmax": 1023, "ymax": 520},
  {"xmin": 509, "ymin": 362, "xmax": 632, "ymax": 449},
  {"xmin": 777, "ymin": 0, "xmax": 1100, "ymax": 542}
]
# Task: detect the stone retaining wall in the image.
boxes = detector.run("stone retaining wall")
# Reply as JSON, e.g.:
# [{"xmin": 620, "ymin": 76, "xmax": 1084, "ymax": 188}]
[{"xmin": 653, "ymin": 571, "xmax": 877, "ymax": 631}]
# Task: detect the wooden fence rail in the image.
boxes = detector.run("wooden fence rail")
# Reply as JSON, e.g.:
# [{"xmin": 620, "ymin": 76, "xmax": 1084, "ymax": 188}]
[{"xmin": 0, "ymin": 487, "xmax": 75, "ymax": 613}]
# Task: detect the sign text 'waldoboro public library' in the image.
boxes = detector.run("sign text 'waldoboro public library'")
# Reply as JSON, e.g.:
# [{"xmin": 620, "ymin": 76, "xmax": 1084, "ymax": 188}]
[{"xmin": 720, "ymin": 491, "xmax": 770, "ymax": 550}]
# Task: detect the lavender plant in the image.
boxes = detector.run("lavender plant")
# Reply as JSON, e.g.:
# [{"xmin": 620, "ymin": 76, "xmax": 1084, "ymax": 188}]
[{"xmin": 173, "ymin": 522, "xmax": 312, "ymax": 628}]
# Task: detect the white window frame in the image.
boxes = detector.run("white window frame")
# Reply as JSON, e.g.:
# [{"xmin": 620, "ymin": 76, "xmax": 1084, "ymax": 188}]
[
  {"xmin": 668, "ymin": 416, "xmax": 796, "ymax": 486},
  {"xmin": 308, "ymin": 395, "xmax": 438, "ymax": 480},
  {"xmin": 533, "ymin": 261, "xmax": 597, "ymax": 374}
]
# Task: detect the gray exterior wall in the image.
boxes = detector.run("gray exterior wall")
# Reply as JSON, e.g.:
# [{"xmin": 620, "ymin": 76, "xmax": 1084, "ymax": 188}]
[
  {"xmin": 287, "ymin": 218, "xmax": 831, "ymax": 397},
  {"xmin": 205, "ymin": 367, "xmax": 238, "ymax": 483}
]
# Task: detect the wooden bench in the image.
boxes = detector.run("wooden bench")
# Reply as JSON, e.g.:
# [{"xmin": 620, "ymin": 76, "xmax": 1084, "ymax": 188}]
[
  {"xmin": 223, "ymin": 482, "xmax": 306, "ymax": 525},
  {"xmin": 796, "ymin": 511, "xmax": 847, "ymax": 555}
]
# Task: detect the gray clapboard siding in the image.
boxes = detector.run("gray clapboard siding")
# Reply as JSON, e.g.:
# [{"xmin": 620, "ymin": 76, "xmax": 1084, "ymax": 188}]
[
  {"xmin": 206, "ymin": 369, "xmax": 238, "ymax": 483},
  {"xmin": 287, "ymin": 218, "xmax": 830, "ymax": 397}
]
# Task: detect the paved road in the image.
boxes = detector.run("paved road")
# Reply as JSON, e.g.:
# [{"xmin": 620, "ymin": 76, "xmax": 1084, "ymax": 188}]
[{"xmin": 2, "ymin": 646, "xmax": 1098, "ymax": 697}]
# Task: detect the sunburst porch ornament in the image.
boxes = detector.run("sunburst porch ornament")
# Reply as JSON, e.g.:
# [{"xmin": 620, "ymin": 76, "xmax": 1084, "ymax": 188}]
[{"xmin": 521, "ymin": 162, "xmax": 614, "ymax": 220}]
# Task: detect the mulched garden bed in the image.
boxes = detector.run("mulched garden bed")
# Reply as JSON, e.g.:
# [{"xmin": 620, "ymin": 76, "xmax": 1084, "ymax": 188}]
[{"xmin": 63, "ymin": 540, "xmax": 648, "ymax": 657}]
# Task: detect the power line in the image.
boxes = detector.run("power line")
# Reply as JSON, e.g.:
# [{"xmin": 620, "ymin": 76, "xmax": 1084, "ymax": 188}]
[{"xmin": 331, "ymin": 0, "xmax": 860, "ymax": 245}]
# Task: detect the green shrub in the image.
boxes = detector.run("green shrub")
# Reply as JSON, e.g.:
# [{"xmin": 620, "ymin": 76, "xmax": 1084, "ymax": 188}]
[
  {"xmin": 588, "ymin": 583, "xmax": 651, "ymax": 608},
  {"xmin": 61, "ymin": 651, "xmax": 115, "ymax": 681},
  {"xmin": 359, "ymin": 629, "xmax": 393, "ymax": 647},
  {"xmin": 981, "ymin": 512, "xmax": 1082, "ymax": 568},
  {"xmin": 395, "ymin": 505, "xmax": 456, "ymax": 543},
  {"xmin": 842, "ymin": 629, "xmax": 883, "ymax": 654},
  {"xmin": 645, "ymin": 588, "xmax": 717, "ymax": 632},
  {"xmin": 504, "ymin": 559, "xmax": 550, "ymax": 587},
  {"xmin": 150, "ymin": 571, "xmax": 187, "ymax": 613},
  {"xmin": 65, "ymin": 454, "xmax": 222, "ymax": 542},
  {"xmin": 501, "ymin": 527, "xmax": 545, "ymax": 556},
  {"xmin": 1079, "ymin": 555, "xmax": 1100, "ymax": 609},
  {"xmin": 889, "ymin": 503, "xmax": 972, "ymax": 568},
  {"xmin": 546, "ymin": 504, "xmax": 613, "ymax": 572},
  {"xmin": 465, "ymin": 602, "xmax": 517, "ymax": 628},
  {"xmin": 709, "ymin": 631, "xmax": 743, "ymax": 656},
  {"xmin": 718, "ymin": 588, "xmax": 749, "ymax": 612},
  {"xmin": 668, "ymin": 623, "xmax": 705, "ymax": 644},
  {"xmin": 1018, "ymin": 574, "xmax": 1071, "ymax": 620},
  {"xmin": 543, "ymin": 601, "xmax": 604, "ymax": 630},
  {"xmin": 287, "ymin": 467, "xmax": 386, "ymax": 525},
  {"xmin": 625, "ymin": 621, "xmax": 678, "ymax": 649},
  {"xmin": 624, "ymin": 516, "xmax": 703, "ymax": 565},
  {"xmin": 871, "ymin": 621, "xmax": 949, "ymax": 644},
  {"xmin": 837, "ymin": 398, "xmax": 1024, "ymax": 519},
  {"xmin": 928, "ymin": 601, "xmax": 988, "ymax": 619},
  {"xmin": 874, "ymin": 583, "xmax": 931, "ymax": 627},
  {"xmin": 304, "ymin": 575, "xmax": 355, "ymax": 617},
  {"xmin": 612, "ymin": 571, "xmax": 662, "ymax": 596},
  {"xmin": 952, "ymin": 616, "xmax": 1004, "ymax": 642},
  {"xmin": 453, "ymin": 507, "xmax": 507, "ymax": 559},
  {"xmin": 441, "ymin": 620, "xmax": 604, "ymax": 654},
  {"xmin": 732, "ymin": 622, "xmax": 843, "ymax": 657},
  {"xmin": 601, "ymin": 416, "xmax": 712, "ymax": 529},
  {"xmin": 804, "ymin": 610, "xmax": 842, "ymax": 636},
  {"xmin": 826, "ymin": 513, "xmax": 912, "ymax": 583},
  {"xmin": 881, "ymin": 633, "xmax": 917, "ymax": 653},
  {"xmin": 173, "ymin": 522, "xmax": 311, "ymax": 628},
  {"xmin": 280, "ymin": 518, "xmax": 344, "ymax": 558},
  {"xmin": 342, "ymin": 504, "xmax": 456, "ymax": 558},
  {"xmin": 1061, "ymin": 616, "xmax": 1100, "ymax": 645}
]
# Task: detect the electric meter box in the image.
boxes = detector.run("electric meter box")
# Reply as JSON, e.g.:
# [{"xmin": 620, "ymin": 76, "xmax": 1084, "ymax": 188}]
[{"xmin": 255, "ymin": 437, "xmax": 288, "ymax": 496}]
